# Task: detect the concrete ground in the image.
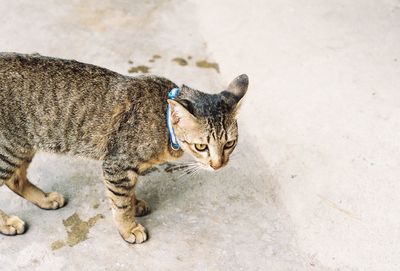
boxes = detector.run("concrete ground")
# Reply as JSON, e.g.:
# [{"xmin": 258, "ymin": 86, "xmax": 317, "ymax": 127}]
[{"xmin": 1, "ymin": 0, "xmax": 400, "ymax": 270}]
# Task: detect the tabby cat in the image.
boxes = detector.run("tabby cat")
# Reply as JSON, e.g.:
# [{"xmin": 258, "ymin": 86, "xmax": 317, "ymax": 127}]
[{"xmin": 0, "ymin": 53, "xmax": 248, "ymax": 244}]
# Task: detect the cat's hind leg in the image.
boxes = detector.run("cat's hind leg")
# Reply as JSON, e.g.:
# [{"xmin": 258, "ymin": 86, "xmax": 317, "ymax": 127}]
[
  {"xmin": 0, "ymin": 146, "xmax": 29, "ymax": 235},
  {"xmin": 0, "ymin": 209, "xmax": 26, "ymax": 235},
  {"xmin": 1, "ymin": 147, "xmax": 65, "ymax": 210}
]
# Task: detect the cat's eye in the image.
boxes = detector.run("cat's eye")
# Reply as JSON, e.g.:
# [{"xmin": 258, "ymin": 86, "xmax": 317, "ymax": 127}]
[
  {"xmin": 194, "ymin": 144, "xmax": 208, "ymax": 151},
  {"xmin": 225, "ymin": 140, "xmax": 236, "ymax": 149}
]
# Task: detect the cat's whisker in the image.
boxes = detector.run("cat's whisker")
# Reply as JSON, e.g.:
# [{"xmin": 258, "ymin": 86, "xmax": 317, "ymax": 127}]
[
  {"xmin": 177, "ymin": 166, "xmax": 197, "ymax": 179},
  {"xmin": 184, "ymin": 162, "xmax": 208, "ymax": 180},
  {"xmin": 177, "ymin": 163, "xmax": 203, "ymax": 180},
  {"xmin": 185, "ymin": 168, "xmax": 200, "ymax": 180},
  {"xmin": 190, "ymin": 168, "xmax": 202, "ymax": 179},
  {"xmin": 165, "ymin": 161, "xmax": 200, "ymax": 172}
]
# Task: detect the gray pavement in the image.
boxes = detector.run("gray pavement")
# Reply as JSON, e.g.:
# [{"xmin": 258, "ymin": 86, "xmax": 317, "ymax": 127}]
[{"xmin": 1, "ymin": 1, "xmax": 400, "ymax": 270}]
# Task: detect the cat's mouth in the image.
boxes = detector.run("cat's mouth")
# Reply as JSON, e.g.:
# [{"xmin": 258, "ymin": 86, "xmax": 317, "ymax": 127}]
[{"xmin": 209, "ymin": 163, "xmax": 225, "ymax": 171}]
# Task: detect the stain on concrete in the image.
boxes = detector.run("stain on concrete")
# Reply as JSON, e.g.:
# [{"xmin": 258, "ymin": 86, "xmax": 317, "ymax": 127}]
[
  {"xmin": 196, "ymin": 60, "xmax": 220, "ymax": 73},
  {"xmin": 149, "ymin": 54, "xmax": 162, "ymax": 63},
  {"xmin": 128, "ymin": 65, "xmax": 150, "ymax": 73},
  {"xmin": 227, "ymin": 194, "xmax": 240, "ymax": 202},
  {"xmin": 73, "ymin": 1, "xmax": 166, "ymax": 32},
  {"xmin": 128, "ymin": 60, "xmax": 133, "ymax": 64},
  {"xmin": 172, "ymin": 57, "xmax": 188, "ymax": 66},
  {"xmin": 93, "ymin": 203, "xmax": 100, "ymax": 209},
  {"xmin": 51, "ymin": 213, "xmax": 104, "ymax": 250},
  {"xmin": 51, "ymin": 240, "xmax": 65, "ymax": 251}
]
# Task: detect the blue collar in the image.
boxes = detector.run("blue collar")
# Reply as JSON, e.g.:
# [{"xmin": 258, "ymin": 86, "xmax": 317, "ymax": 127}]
[{"xmin": 166, "ymin": 87, "xmax": 181, "ymax": 150}]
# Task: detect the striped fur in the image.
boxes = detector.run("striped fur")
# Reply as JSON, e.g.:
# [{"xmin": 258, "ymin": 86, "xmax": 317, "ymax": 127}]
[{"xmin": 0, "ymin": 52, "xmax": 248, "ymax": 243}]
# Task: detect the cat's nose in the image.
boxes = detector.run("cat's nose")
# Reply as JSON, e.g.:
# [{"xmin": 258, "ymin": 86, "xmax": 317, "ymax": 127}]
[{"xmin": 210, "ymin": 161, "xmax": 223, "ymax": 170}]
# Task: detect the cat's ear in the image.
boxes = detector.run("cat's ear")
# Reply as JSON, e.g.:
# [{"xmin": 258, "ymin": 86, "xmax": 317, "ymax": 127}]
[
  {"xmin": 223, "ymin": 74, "xmax": 249, "ymax": 116},
  {"xmin": 167, "ymin": 99, "xmax": 198, "ymax": 128},
  {"xmin": 227, "ymin": 74, "xmax": 249, "ymax": 102}
]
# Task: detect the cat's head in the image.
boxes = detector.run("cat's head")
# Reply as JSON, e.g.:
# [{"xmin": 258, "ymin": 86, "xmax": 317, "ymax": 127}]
[{"xmin": 168, "ymin": 74, "xmax": 248, "ymax": 171}]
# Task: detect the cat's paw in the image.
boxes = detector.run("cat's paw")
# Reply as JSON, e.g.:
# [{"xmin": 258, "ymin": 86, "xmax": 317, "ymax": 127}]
[
  {"xmin": 120, "ymin": 223, "xmax": 148, "ymax": 244},
  {"xmin": 38, "ymin": 192, "xmax": 66, "ymax": 210},
  {"xmin": 135, "ymin": 199, "xmax": 151, "ymax": 217},
  {"xmin": 0, "ymin": 215, "xmax": 26, "ymax": 235}
]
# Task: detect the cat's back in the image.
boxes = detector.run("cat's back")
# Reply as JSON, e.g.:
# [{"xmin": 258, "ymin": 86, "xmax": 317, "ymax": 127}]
[
  {"xmin": 0, "ymin": 52, "xmax": 171, "ymax": 104},
  {"xmin": 0, "ymin": 52, "xmax": 125, "ymax": 89},
  {"xmin": 0, "ymin": 52, "xmax": 130, "ymax": 107},
  {"xmin": 0, "ymin": 52, "xmax": 130, "ymax": 124},
  {"xmin": 0, "ymin": 53, "xmax": 130, "ymax": 155},
  {"xmin": 0, "ymin": 53, "xmax": 175, "ymax": 158},
  {"xmin": 0, "ymin": 52, "xmax": 121, "ymax": 74}
]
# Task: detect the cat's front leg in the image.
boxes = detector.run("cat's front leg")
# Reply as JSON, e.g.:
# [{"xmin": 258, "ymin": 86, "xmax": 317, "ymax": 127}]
[{"xmin": 102, "ymin": 162, "xmax": 148, "ymax": 244}]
